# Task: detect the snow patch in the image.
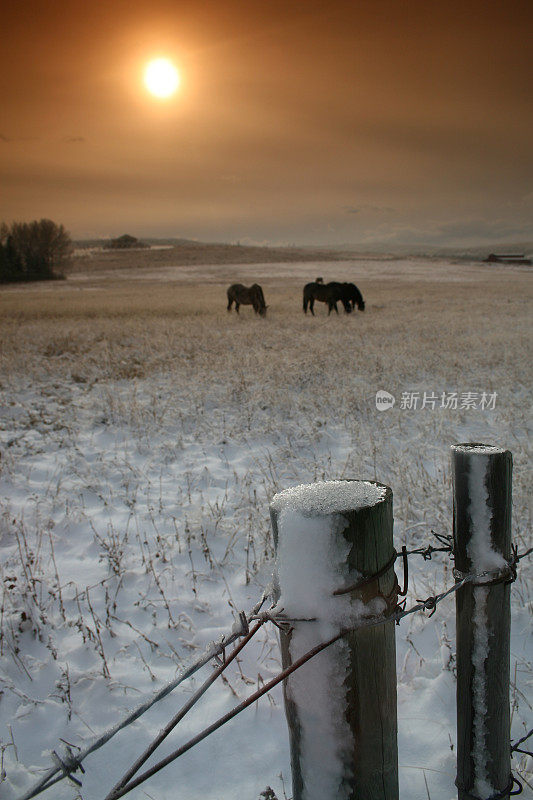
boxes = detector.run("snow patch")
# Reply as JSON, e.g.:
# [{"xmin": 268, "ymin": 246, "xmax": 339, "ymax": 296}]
[{"xmin": 466, "ymin": 454, "xmax": 506, "ymax": 572}]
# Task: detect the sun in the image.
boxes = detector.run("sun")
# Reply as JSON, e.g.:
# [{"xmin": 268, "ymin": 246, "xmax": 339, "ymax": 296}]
[{"xmin": 144, "ymin": 58, "xmax": 180, "ymax": 99}]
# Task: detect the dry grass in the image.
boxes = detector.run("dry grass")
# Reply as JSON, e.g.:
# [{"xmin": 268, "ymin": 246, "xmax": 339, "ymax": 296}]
[
  {"xmin": 1, "ymin": 262, "xmax": 530, "ymax": 522},
  {"xmin": 0, "ymin": 264, "xmax": 530, "ymax": 390},
  {"xmin": 66, "ymin": 241, "xmax": 367, "ymax": 274}
]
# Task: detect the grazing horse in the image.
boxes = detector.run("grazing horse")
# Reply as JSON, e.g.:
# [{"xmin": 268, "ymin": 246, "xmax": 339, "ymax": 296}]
[
  {"xmin": 227, "ymin": 283, "xmax": 267, "ymax": 316},
  {"xmin": 303, "ymin": 281, "xmax": 352, "ymax": 315},
  {"xmin": 340, "ymin": 282, "xmax": 365, "ymax": 311}
]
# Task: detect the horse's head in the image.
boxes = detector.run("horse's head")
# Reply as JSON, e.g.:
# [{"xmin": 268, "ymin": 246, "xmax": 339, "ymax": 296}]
[
  {"xmin": 358, "ymin": 299, "xmax": 365, "ymax": 311},
  {"xmin": 258, "ymin": 304, "xmax": 268, "ymax": 317}
]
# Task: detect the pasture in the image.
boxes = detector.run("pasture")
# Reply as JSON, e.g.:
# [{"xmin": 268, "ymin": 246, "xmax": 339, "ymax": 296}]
[{"xmin": 0, "ymin": 255, "xmax": 531, "ymax": 799}]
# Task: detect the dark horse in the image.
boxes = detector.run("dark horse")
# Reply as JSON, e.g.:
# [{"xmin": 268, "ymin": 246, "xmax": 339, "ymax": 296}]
[
  {"xmin": 303, "ymin": 281, "xmax": 352, "ymax": 315},
  {"xmin": 227, "ymin": 283, "xmax": 267, "ymax": 316},
  {"xmin": 338, "ymin": 282, "xmax": 365, "ymax": 312}
]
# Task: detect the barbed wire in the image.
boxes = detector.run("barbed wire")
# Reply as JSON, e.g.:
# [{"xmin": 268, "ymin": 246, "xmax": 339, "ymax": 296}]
[
  {"xmin": 402, "ymin": 530, "xmax": 454, "ymax": 560},
  {"xmin": 511, "ymin": 727, "xmax": 533, "ymax": 758},
  {"xmin": 103, "ymin": 544, "xmax": 533, "ymax": 800},
  {"xmin": 456, "ymin": 774, "xmax": 523, "ymax": 799},
  {"xmin": 103, "ymin": 618, "xmax": 268, "ymax": 800},
  {"xmin": 16, "ymin": 540, "xmax": 532, "ymax": 800},
  {"xmin": 104, "ymin": 570, "xmax": 493, "ymax": 800},
  {"xmin": 17, "ymin": 594, "xmax": 269, "ymax": 800}
]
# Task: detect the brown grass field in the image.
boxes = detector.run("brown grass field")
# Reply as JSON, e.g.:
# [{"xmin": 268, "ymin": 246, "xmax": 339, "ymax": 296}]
[
  {"xmin": 1, "ymin": 248, "xmax": 531, "ymax": 800},
  {"xmin": 0, "ymin": 249, "xmax": 531, "ymax": 394}
]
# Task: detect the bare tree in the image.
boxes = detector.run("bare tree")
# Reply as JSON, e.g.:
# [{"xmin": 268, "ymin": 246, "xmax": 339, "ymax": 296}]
[{"xmin": 0, "ymin": 219, "xmax": 72, "ymax": 282}]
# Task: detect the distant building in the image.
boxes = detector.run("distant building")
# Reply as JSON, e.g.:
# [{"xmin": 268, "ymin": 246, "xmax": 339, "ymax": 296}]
[
  {"xmin": 484, "ymin": 253, "xmax": 531, "ymax": 265},
  {"xmin": 104, "ymin": 234, "xmax": 149, "ymax": 250}
]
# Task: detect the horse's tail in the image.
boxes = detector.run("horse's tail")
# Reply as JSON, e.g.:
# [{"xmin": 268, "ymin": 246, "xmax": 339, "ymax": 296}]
[
  {"xmin": 227, "ymin": 285, "xmax": 235, "ymax": 311},
  {"xmin": 303, "ymin": 283, "xmax": 316, "ymax": 313}
]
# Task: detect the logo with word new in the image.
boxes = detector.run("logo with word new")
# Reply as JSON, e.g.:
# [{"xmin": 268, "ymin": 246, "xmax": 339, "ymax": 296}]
[{"xmin": 375, "ymin": 390, "xmax": 396, "ymax": 411}]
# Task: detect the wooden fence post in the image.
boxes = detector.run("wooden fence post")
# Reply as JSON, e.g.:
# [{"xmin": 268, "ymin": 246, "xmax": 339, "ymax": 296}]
[
  {"xmin": 452, "ymin": 444, "xmax": 513, "ymax": 800},
  {"xmin": 270, "ymin": 480, "xmax": 398, "ymax": 800}
]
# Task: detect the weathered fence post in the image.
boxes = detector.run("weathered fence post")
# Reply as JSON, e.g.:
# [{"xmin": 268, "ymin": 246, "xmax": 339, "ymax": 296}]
[
  {"xmin": 270, "ymin": 480, "xmax": 398, "ymax": 800},
  {"xmin": 452, "ymin": 444, "xmax": 513, "ymax": 800}
]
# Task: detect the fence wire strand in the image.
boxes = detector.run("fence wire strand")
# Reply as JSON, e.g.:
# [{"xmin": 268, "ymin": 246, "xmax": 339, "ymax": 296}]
[
  {"xmin": 15, "ymin": 542, "xmax": 532, "ymax": 800},
  {"xmin": 105, "ymin": 574, "xmax": 476, "ymax": 800},
  {"xmin": 511, "ymin": 727, "xmax": 533, "ymax": 758},
  {"xmin": 104, "ymin": 618, "xmax": 267, "ymax": 800},
  {"xmin": 16, "ymin": 594, "xmax": 269, "ymax": 800}
]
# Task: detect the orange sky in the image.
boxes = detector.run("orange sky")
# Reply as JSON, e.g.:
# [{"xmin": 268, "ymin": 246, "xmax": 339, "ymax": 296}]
[{"xmin": 1, "ymin": 0, "xmax": 532, "ymax": 246}]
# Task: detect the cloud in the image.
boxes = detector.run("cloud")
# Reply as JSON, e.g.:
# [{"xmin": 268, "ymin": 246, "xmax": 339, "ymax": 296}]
[
  {"xmin": 357, "ymin": 217, "xmax": 533, "ymax": 247},
  {"xmin": 343, "ymin": 204, "xmax": 395, "ymax": 216},
  {"xmin": 0, "ymin": 134, "xmax": 40, "ymax": 143}
]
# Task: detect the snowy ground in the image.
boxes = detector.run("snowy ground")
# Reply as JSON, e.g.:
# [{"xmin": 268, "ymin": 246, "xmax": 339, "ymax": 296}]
[{"xmin": 0, "ymin": 257, "xmax": 531, "ymax": 800}]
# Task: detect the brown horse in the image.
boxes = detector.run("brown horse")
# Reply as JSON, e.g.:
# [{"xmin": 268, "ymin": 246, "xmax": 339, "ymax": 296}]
[
  {"xmin": 227, "ymin": 283, "xmax": 267, "ymax": 316},
  {"xmin": 303, "ymin": 281, "xmax": 352, "ymax": 315}
]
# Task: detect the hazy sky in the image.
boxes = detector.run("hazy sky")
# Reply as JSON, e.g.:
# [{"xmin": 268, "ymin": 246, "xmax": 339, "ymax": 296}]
[{"xmin": 1, "ymin": 0, "xmax": 532, "ymax": 246}]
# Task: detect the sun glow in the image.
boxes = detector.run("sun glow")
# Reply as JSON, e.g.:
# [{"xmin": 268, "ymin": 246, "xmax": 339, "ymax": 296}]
[{"xmin": 144, "ymin": 58, "xmax": 180, "ymax": 99}]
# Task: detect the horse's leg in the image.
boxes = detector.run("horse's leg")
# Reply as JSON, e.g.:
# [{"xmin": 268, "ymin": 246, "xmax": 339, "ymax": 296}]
[
  {"xmin": 310, "ymin": 298, "xmax": 315, "ymax": 316},
  {"xmin": 227, "ymin": 297, "xmax": 233, "ymax": 312},
  {"xmin": 303, "ymin": 296, "xmax": 308, "ymax": 313}
]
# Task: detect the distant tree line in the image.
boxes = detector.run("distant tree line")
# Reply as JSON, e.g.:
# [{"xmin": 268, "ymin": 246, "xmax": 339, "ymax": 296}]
[{"xmin": 0, "ymin": 219, "xmax": 72, "ymax": 284}]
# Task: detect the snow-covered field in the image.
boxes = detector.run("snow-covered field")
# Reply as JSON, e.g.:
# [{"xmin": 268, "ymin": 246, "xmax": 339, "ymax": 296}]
[{"xmin": 0, "ymin": 257, "xmax": 531, "ymax": 800}]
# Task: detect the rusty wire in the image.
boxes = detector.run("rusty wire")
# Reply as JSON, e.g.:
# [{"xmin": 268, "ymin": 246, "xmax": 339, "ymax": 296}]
[
  {"xmin": 403, "ymin": 530, "xmax": 454, "ymax": 560},
  {"xmin": 17, "ymin": 595, "xmax": 269, "ymax": 800},
  {"xmin": 104, "ymin": 551, "xmax": 532, "ymax": 799},
  {"xmin": 105, "ymin": 575, "xmax": 477, "ymax": 800},
  {"xmin": 455, "ymin": 774, "xmax": 523, "ymax": 799},
  {"xmin": 17, "ymin": 541, "xmax": 532, "ymax": 800},
  {"xmin": 511, "ymin": 726, "xmax": 533, "ymax": 758},
  {"xmin": 104, "ymin": 618, "xmax": 267, "ymax": 800},
  {"xmin": 453, "ymin": 719, "xmax": 533, "ymax": 800}
]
